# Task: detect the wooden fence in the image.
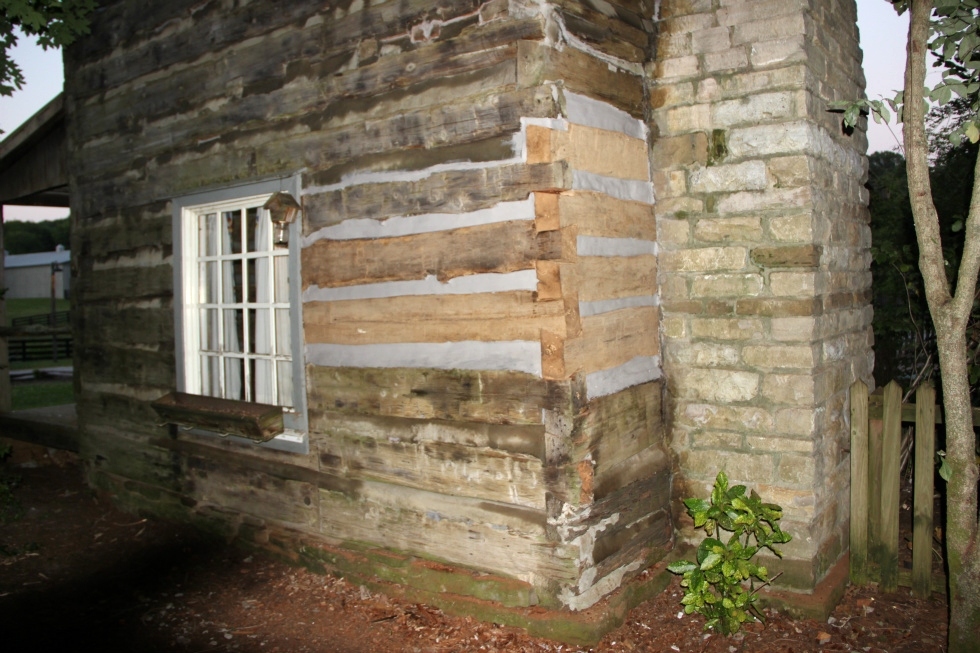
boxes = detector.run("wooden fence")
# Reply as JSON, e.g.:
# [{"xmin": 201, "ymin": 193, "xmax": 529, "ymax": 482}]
[{"xmin": 848, "ymin": 379, "xmax": 974, "ymax": 597}]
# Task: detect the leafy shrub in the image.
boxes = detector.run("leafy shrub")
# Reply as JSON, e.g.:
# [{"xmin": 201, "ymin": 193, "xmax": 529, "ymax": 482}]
[{"xmin": 667, "ymin": 471, "xmax": 792, "ymax": 635}]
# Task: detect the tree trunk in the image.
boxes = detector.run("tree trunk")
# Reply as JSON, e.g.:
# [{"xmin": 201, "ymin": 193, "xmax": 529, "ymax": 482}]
[{"xmin": 903, "ymin": 2, "xmax": 980, "ymax": 650}]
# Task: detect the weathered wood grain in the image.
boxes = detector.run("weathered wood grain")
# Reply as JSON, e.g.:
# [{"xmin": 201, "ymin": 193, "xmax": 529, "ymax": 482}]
[
  {"xmin": 517, "ymin": 41, "xmax": 644, "ymax": 117},
  {"xmin": 74, "ymin": 265, "xmax": 172, "ymax": 303},
  {"xmin": 307, "ymin": 366, "xmax": 576, "ymax": 426},
  {"xmin": 572, "ymin": 380, "xmax": 663, "ymax": 476},
  {"xmin": 562, "ymin": 256, "xmax": 657, "ymax": 302},
  {"xmin": 526, "ymin": 124, "xmax": 649, "ymax": 180},
  {"xmin": 304, "ymin": 161, "xmax": 572, "ymax": 230},
  {"xmin": 316, "ymin": 429, "xmax": 546, "ymax": 509},
  {"xmin": 849, "ymin": 379, "xmax": 869, "ymax": 586},
  {"xmin": 305, "ymin": 291, "xmax": 566, "ymax": 345},
  {"xmin": 309, "ymin": 413, "xmax": 546, "ymax": 460},
  {"xmin": 76, "ymin": 344, "xmax": 175, "ymax": 388},
  {"xmin": 302, "ymin": 220, "xmax": 564, "ymax": 288},
  {"xmin": 317, "ymin": 479, "xmax": 576, "ymax": 585},
  {"xmin": 76, "ymin": 305, "xmax": 173, "ymax": 348},
  {"xmin": 554, "ymin": 3, "xmax": 649, "ymax": 63},
  {"xmin": 536, "ymin": 191, "xmax": 657, "ymax": 240},
  {"xmin": 549, "ymin": 306, "xmax": 660, "ymax": 378},
  {"xmin": 912, "ymin": 382, "xmax": 935, "ymax": 598}
]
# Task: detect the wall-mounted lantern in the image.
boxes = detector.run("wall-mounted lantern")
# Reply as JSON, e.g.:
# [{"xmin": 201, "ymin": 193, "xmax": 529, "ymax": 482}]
[{"xmin": 264, "ymin": 191, "xmax": 302, "ymax": 248}]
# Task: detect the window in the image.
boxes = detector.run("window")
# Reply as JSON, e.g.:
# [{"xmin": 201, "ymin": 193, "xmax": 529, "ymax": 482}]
[{"xmin": 173, "ymin": 178, "xmax": 307, "ymax": 452}]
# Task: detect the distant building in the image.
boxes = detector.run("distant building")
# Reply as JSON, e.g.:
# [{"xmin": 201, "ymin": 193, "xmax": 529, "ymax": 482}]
[{"xmin": 3, "ymin": 245, "xmax": 70, "ymax": 299}]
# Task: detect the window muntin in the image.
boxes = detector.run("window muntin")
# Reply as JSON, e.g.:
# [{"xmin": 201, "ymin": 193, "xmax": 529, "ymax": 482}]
[{"xmin": 174, "ymin": 179, "xmax": 307, "ymax": 451}]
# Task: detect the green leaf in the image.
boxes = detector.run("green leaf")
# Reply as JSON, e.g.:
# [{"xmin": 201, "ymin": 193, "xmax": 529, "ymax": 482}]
[
  {"xmin": 700, "ymin": 553, "xmax": 723, "ymax": 571},
  {"xmin": 667, "ymin": 560, "xmax": 698, "ymax": 574}
]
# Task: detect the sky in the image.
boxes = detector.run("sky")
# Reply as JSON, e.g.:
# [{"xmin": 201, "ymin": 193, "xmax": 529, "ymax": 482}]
[{"xmin": 0, "ymin": 1, "xmax": 923, "ymax": 222}]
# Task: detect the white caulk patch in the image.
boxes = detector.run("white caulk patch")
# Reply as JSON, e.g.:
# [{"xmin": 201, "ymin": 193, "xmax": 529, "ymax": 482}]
[
  {"xmin": 577, "ymin": 236, "xmax": 657, "ymax": 257},
  {"xmin": 564, "ymin": 91, "xmax": 647, "ymax": 140},
  {"xmin": 306, "ymin": 341, "xmax": 542, "ymax": 376},
  {"xmin": 302, "ymin": 270, "xmax": 539, "ymax": 303},
  {"xmin": 573, "ymin": 170, "xmax": 654, "ymax": 203},
  {"xmin": 586, "ymin": 356, "xmax": 662, "ymax": 400}
]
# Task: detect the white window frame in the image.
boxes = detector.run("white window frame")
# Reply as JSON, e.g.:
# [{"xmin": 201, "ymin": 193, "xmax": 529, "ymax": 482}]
[{"xmin": 173, "ymin": 177, "xmax": 308, "ymax": 453}]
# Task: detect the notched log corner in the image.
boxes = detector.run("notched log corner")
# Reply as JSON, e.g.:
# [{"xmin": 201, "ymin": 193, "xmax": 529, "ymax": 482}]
[{"xmin": 151, "ymin": 391, "xmax": 284, "ymax": 442}]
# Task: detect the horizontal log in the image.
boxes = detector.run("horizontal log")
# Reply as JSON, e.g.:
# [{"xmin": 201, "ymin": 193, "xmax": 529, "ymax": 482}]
[
  {"xmin": 547, "ymin": 306, "xmax": 660, "ymax": 378},
  {"xmin": 316, "ymin": 428, "xmax": 546, "ymax": 509},
  {"xmin": 152, "ymin": 391, "xmax": 284, "ymax": 442},
  {"xmin": 526, "ymin": 124, "xmax": 649, "ymax": 181},
  {"xmin": 307, "ymin": 366, "xmax": 577, "ymax": 426},
  {"xmin": 517, "ymin": 41, "xmax": 644, "ymax": 117},
  {"xmin": 304, "ymin": 291, "xmax": 566, "ymax": 345},
  {"xmin": 554, "ymin": 4, "xmax": 649, "ymax": 63},
  {"xmin": 562, "ymin": 255, "xmax": 657, "ymax": 303},
  {"xmin": 572, "ymin": 380, "xmax": 663, "ymax": 475},
  {"xmin": 74, "ymin": 265, "xmax": 173, "ymax": 303},
  {"xmin": 302, "ymin": 219, "xmax": 564, "ymax": 288},
  {"xmin": 535, "ymin": 191, "xmax": 656, "ymax": 240},
  {"xmin": 305, "ymin": 161, "xmax": 572, "ymax": 230}
]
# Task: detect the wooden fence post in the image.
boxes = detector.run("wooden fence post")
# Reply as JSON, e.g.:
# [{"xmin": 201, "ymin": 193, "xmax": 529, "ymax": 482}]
[
  {"xmin": 868, "ymin": 390, "xmax": 884, "ymax": 564},
  {"xmin": 849, "ymin": 380, "xmax": 869, "ymax": 585},
  {"xmin": 913, "ymin": 382, "xmax": 936, "ymax": 598},
  {"xmin": 880, "ymin": 380, "xmax": 902, "ymax": 592}
]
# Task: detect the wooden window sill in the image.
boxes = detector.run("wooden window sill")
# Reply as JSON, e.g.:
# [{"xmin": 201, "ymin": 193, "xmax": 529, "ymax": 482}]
[{"xmin": 151, "ymin": 392, "xmax": 284, "ymax": 442}]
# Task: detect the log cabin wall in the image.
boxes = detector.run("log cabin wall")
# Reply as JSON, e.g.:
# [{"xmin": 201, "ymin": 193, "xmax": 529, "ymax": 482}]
[{"xmin": 64, "ymin": 0, "xmax": 670, "ymax": 631}]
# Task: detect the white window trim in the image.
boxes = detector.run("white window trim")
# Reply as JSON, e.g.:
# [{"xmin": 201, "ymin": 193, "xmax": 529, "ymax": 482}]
[{"xmin": 172, "ymin": 176, "xmax": 308, "ymax": 453}]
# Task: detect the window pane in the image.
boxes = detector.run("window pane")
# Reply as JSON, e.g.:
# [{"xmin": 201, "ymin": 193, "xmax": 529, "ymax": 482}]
[
  {"xmin": 200, "ymin": 308, "xmax": 219, "ymax": 351},
  {"xmin": 202, "ymin": 261, "xmax": 218, "ymax": 304},
  {"xmin": 246, "ymin": 258, "xmax": 257, "ymax": 303},
  {"xmin": 246, "ymin": 207, "xmax": 260, "ymax": 253},
  {"xmin": 224, "ymin": 358, "xmax": 244, "ymax": 401},
  {"xmin": 201, "ymin": 355, "xmax": 221, "ymax": 397},
  {"xmin": 254, "ymin": 358, "xmax": 274, "ymax": 404},
  {"xmin": 275, "ymin": 308, "xmax": 290, "ymax": 355},
  {"xmin": 200, "ymin": 212, "xmax": 219, "ymax": 257},
  {"xmin": 253, "ymin": 309, "xmax": 271, "ymax": 354},
  {"xmin": 277, "ymin": 360, "xmax": 294, "ymax": 408},
  {"xmin": 223, "ymin": 261, "xmax": 243, "ymax": 303},
  {"xmin": 223, "ymin": 209, "xmax": 242, "ymax": 255},
  {"xmin": 223, "ymin": 309, "xmax": 243, "ymax": 353},
  {"xmin": 274, "ymin": 255, "xmax": 289, "ymax": 303}
]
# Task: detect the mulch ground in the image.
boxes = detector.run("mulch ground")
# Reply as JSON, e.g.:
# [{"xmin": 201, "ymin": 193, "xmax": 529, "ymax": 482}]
[{"xmin": 0, "ymin": 445, "xmax": 949, "ymax": 652}]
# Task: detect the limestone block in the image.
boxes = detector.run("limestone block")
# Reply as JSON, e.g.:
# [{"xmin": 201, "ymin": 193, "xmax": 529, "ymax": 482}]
[
  {"xmin": 659, "ymin": 32, "xmax": 693, "ymax": 59},
  {"xmin": 661, "ymin": 246, "xmax": 747, "ymax": 272},
  {"xmin": 689, "ymin": 160, "xmax": 768, "ymax": 193},
  {"xmin": 700, "ymin": 66, "xmax": 807, "ymax": 102},
  {"xmin": 679, "ymin": 403, "xmax": 774, "ymax": 432},
  {"xmin": 762, "ymin": 373, "xmax": 816, "ymax": 406},
  {"xmin": 750, "ymin": 244, "xmax": 821, "ymax": 268},
  {"xmin": 754, "ymin": 484, "xmax": 815, "ymax": 522},
  {"xmin": 745, "ymin": 435, "xmax": 813, "ymax": 454},
  {"xmin": 662, "ymin": 316, "xmax": 688, "ymax": 338},
  {"xmin": 774, "ymin": 407, "xmax": 817, "ymax": 437},
  {"xmin": 649, "ymin": 82, "xmax": 696, "ymax": 110},
  {"xmin": 751, "ymin": 36, "xmax": 807, "ymax": 67},
  {"xmin": 655, "ymin": 196, "xmax": 703, "ymax": 217},
  {"xmin": 776, "ymin": 453, "xmax": 816, "ymax": 487},
  {"xmin": 694, "ymin": 216, "xmax": 764, "ymax": 243},
  {"xmin": 715, "ymin": 187, "xmax": 811, "ymax": 215},
  {"xmin": 769, "ymin": 213, "xmax": 813, "ymax": 242},
  {"xmin": 652, "ymin": 133, "xmax": 709, "ymax": 169},
  {"xmin": 691, "ymin": 317, "xmax": 764, "ymax": 340},
  {"xmin": 677, "ymin": 368, "xmax": 760, "ymax": 402},
  {"xmin": 660, "ymin": 12, "xmax": 717, "ymax": 36},
  {"xmin": 770, "ymin": 271, "xmax": 818, "ymax": 296},
  {"xmin": 691, "ymin": 26, "xmax": 732, "ymax": 54},
  {"xmin": 703, "ymin": 47, "xmax": 749, "ymax": 73},
  {"xmin": 668, "ymin": 341, "xmax": 741, "ymax": 367},
  {"xmin": 691, "ymin": 430, "xmax": 744, "ymax": 450},
  {"xmin": 660, "ymin": 275, "xmax": 690, "ymax": 301},
  {"xmin": 742, "ymin": 344, "xmax": 816, "ymax": 369},
  {"xmin": 767, "ymin": 156, "xmax": 811, "ymax": 188},
  {"xmin": 711, "ymin": 92, "xmax": 800, "ymax": 128},
  {"xmin": 732, "ymin": 14, "xmax": 807, "ymax": 46},
  {"xmin": 727, "ymin": 121, "xmax": 812, "ymax": 158},
  {"xmin": 654, "ymin": 55, "xmax": 701, "ymax": 82},
  {"xmin": 653, "ymin": 169, "xmax": 689, "ymax": 198},
  {"xmin": 658, "ymin": 217, "xmax": 692, "ymax": 246},
  {"xmin": 691, "ymin": 273, "xmax": 764, "ymax": 298},
  {"xmin": 717, "ymin": 0, "xmax": 804, "ymax": 27},
  {"xmin": 771, "ymin": 317, "xmax": 816, "ymax": 342},
  {"xmin": 682, "ymin": 449, "xmax": 774, "ymax": 484},
  {"xmin": 657, "ymin": 103, "xmax": 711, "ymax": 134},
  {"xmin": 736, "ymin": 297, "xmax": 819, "ymax": 318}
]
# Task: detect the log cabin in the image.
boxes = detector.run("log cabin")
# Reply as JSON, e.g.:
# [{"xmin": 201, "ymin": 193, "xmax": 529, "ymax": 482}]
[{"xmin": 0, "ymin": 0, "xmax": 872, "ymax": 643}]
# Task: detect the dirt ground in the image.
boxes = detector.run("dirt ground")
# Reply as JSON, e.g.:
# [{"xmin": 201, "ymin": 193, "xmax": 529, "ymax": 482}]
[{"xmin": 0, "ymin": 449, "xmax": 949, "ymax": 653}]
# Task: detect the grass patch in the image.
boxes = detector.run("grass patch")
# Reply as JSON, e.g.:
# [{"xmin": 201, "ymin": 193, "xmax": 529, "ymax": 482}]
[
  {"xmin": 10, "ymin": 358, "xmax": 72, "ymax": 371},
  {"xmin": 3, "ymin": 298, "xmax": 70, "ymax": 324},
  {"xmin": 10, "ymin": 381, "xmax": 74, "ymax": 410}
]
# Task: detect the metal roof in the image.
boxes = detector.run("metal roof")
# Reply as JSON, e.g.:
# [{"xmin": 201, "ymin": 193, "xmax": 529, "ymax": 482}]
[{"xmin": 4, "ymin": 248, "xmax": 71, "ymax": 269}]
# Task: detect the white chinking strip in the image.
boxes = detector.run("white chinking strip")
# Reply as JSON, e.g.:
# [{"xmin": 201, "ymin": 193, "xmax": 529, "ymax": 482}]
[
  {"xmin": 579, "ymin": 295, "xmax": 658, "ymax": 317},
  {"xmin": 573, "ymin": 170, "xmax": 655, "ymax": 204},
  {"xmin": 306, "ymin": 341, "xmax": 542, "ymax": 376},
  {"xmin": 303, "ymin": 196, "xmax": 535, "ymax": 245},
  {"xmin": 564, "ymin": 91, "xmax": 647, "ymax": 140},
  {"xmin": 577, "ymin": 235, "xmax": 657, "ymax": 257},
  {"xmin": 586, "ymin": 356, "xmax": 662, "ymax": 400},
  {"xmin": 302, "ymin": 270, "xmax": 538, "ymax": 303}
]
